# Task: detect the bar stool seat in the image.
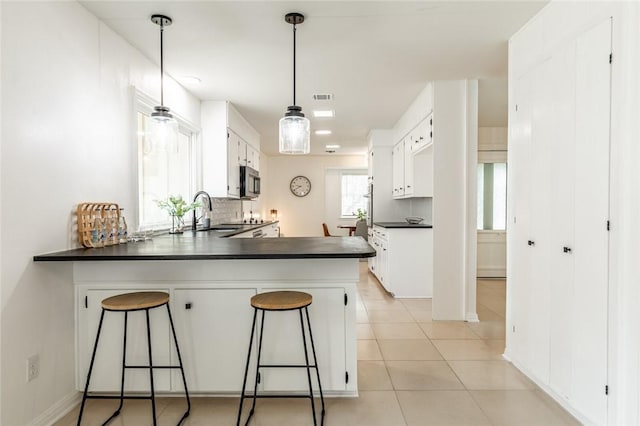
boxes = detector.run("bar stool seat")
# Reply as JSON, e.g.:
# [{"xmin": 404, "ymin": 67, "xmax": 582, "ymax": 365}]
[
  {"xmin": 250, "ymin": 291, "xmax": 312, "ymax": 311},
  {"xmin": 238, "ymin": 290, "xmax": 325, "ymax": 426},
  {"xmin": 78, "ymin": 291, "xmax": 190, "ymax": 426}
]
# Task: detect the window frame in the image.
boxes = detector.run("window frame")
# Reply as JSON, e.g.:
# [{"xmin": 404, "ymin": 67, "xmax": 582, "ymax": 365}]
[
  {"xmin": 134, "ymin": 90, "xmax": 201, "ymax": 231},
  {"xmin": 339, "ymin": 169, "xmax": 368, "ymax": 219},
  {"xmin": 477, "ymin": 151, "xmax": 508, "ymax": 231}
]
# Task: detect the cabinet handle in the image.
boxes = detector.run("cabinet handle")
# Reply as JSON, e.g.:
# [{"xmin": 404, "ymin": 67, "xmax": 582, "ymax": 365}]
[
  {"xmin": 563, "ymin": 246, "xmax": 572, "ymax": 253},
  {"xmin": 400, "ymin": 187, "xmax": 403, "ymax": 190},
  {"xmin": 185, "ymin": 303, "xmax": 192, "ymax": 310},
  {"xmin": 527, "ymin": 240, "xmax": 535, "ymax": 246},
  {"xmin": 407, "ymin": 185, "xmax": 411, "ymax": 188}
]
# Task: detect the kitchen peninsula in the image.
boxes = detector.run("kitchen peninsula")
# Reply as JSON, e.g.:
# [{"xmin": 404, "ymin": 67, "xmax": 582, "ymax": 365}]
[{"xmin": 34, "ymin": 230, "xmax": 374, "ymax": 397}]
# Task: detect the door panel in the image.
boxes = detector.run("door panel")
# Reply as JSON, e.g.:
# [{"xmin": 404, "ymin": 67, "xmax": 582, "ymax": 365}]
[{"xmin": 571, "ymin": 18, "xmax": 611, "ymax": 424}]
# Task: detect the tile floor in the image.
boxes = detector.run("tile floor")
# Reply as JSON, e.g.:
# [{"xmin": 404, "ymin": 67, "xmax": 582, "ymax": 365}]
[{"xmin": 56, "ymin": 265, "xmax": 580, "ymax": 426}]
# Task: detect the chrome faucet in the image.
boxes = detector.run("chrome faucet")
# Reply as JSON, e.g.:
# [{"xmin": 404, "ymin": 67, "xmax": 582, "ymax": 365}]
[{"xmin": 192, "ymin": 191, "xmax": 213, "ymax": 230}]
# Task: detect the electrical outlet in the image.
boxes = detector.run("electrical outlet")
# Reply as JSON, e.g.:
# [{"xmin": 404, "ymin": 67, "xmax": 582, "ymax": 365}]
[{"xmin": 27, "ymin": 354, "xmax": 40, "ymax": 382}]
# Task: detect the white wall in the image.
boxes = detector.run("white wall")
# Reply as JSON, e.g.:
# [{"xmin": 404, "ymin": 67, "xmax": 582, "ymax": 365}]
[
  {"xmin": 265, "ymin": 155, "xmax": 367, "ymax": 237},
  {"xmin": 507, "ymin": 2, "xmax": 640, "ymax": 424},
  {"xmin": 432, "ymin": 80, "xmax": 478, "ymax": 321},
  {"xmin": 1, "ymin": 2, "xmax": 201, "ymax": 424}
]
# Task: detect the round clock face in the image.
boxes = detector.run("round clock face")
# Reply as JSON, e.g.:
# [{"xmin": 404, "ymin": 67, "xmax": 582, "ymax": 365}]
[{"xmin": 290, "ymin": 175, "xmax": 312, "ymax": 197}]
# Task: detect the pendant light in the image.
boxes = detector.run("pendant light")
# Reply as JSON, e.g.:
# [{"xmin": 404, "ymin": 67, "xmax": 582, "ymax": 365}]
[
  {"xmin": 279, "ymin": 12, "xmax": 310, "ymax": 155},
  {"xmin": 149, "ymin": 14, "xmax": 178, "ymax": 152}
]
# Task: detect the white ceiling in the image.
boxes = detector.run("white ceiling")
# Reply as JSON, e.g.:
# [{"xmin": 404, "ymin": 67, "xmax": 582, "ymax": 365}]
[{"xmin": 80, "ymin": 1, "xmax": 546, "ymax": 156}]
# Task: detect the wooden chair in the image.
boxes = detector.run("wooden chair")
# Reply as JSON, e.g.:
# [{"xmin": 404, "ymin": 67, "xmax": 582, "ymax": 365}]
[{"xmin": 322, "ymin": 223, "xmax": 332, "ymax": 237}]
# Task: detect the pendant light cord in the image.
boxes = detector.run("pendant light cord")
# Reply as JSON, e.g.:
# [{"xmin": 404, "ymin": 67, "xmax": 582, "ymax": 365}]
[
  {"xmin": 160, "ymin": 21, "xmax": 165, "ymax": 107},
  {"xmin": 292, "ymin": 23, "xmax": 297, "ymax": 106}
]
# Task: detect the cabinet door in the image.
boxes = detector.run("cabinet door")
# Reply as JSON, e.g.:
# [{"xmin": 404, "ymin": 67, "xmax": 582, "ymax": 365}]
[
  {"xmin": 379, "ymin": 239, "xmax": 389, "ymax": 292},
  {"xmin": 261, "ymin": 287, "xmax": 346, "ymax": 392},
  {"xmin": 246, "ymin": 144, "xmax": 259, "ymax": 171},
  {"xmin": 171, "ymin": 288, "xmax": 257, "ymax": 392},
  {"xmin": 77, "ymin": 289, "xmax": 171, "ymax": 392},
  {"xmin": 227, "ymin": 132, "xmax": 241, "ymax": 198},
  {"xmin": 403, "ymin": 138, "xmax": 414, "ymax": 196},
  {"xmin": 392, "ymin": 142, "xmax": 404, "ymax": 198}
]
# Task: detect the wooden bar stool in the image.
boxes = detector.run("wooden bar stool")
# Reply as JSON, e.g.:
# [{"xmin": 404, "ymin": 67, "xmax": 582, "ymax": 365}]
[
  {"xmin": 237, "ymin": 291, "xmax": 325, "ymax": 426},
  {"xmin": 77, "ymin": 291, "xmax": 190, "ymax": 426}
]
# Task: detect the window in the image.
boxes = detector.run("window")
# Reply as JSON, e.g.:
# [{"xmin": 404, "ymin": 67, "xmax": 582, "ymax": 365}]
[
  {"xmin": 341, "ymin": 172, "xmax": 368, "ymax": 217},
  {"xmin": 477, "ymin": 162, "xmax": 507, "ymax": 230},
  {"xmin": 136, "ymin": 95, "xmax": 198, "ymax": 230}
]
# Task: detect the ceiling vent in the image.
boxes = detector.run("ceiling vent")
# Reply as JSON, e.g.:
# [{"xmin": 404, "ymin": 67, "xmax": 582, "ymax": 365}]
[{"xmin": 313, "ymin": 93, "xmax": 334, "ymax": 101}]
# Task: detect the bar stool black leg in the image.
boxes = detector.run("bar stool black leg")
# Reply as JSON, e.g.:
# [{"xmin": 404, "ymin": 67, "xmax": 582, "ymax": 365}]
[
  {"xmin": 299, "ymin": 309, "xmax": 318, "ymax": 426},
  {"xmin": 102, "ymin": 311, "xmax": 129, "ymax": 425},
  {"xmin": 237, "ymin": 308, "xmax": 258, "ymax": 426},
  {"xmin": 145, "ymin": 308, "xmax": 158, "ymax": 426},
  {"xmin": 247, "ymin": 309, "xmax": 266, "ymax": 425},
  {"xmin": 305, "ymin": 307, "xmax": 325, "ymax": 423},
  {"xmin": 77, "ymin": 309, "xmax": 106, "ymax": 426},
  {"xmin": 166, "ymin": 304, "xmax": 191, "ymax": 424}
]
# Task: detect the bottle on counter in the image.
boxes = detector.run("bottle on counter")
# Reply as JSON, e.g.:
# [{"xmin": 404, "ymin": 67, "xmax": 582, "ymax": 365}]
[
  {"xmin": 92, "ymin": 212, "xmax": 105, "ymax": 248},
  {"xmin": 118, "ymin": 208, "xmax": 128, "ymax": 244}
]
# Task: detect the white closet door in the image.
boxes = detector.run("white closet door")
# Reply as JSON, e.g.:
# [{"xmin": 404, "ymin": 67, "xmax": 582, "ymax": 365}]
[
  {"xmin": 571, "ymin": 18, "xmax": 611, "ymax": 425},
  {"xmin": 547, "ymin": 44, "xmax": 577, "ymax": 401}
]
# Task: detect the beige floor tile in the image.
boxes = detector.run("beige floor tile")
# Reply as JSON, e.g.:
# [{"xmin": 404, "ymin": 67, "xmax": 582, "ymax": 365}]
[
  {"xmin": 419, "ymin": 321, "xmax": 479, "ymax": 339},
  {"xmin": 467, "ymin": 320, "xmax": 506, "ymax": 339},
  {"xmin": 400, "ymin": 298, "xmax": 432, "ymax": 310},
  {"xmin": 396, "ymin": 390, "xmax": 491, "ymax": 426},
  {"xmin": 242, "ymin": 397, "xmax": 324, "ymax": 426},
  {"xmin": 356, "ymin": 309, "xmax": 370, "ymax": 324},
  {"xmin": 386, "ymin": 361, "xmax": 464, "ymax": 390},
  {"xmin": 164, "ymin": 397, "xmax": 238, "ymax": 426},
  {"xmin": 378, "ymin": 339, "xmax": 443, "ymax": 361},
  {"xmin": 367, "ymin": 309, "xmax": 416, "ymax": 323},
  {"xmin": 364, "ymin": 299, "xmax": 409, "ymax": 311},
  {"xmin": 357, "ymin": 323, "xmax": 376, "ymax": 340},
  {"xmin": 470, "ymin": 390, "xmax": 581, "ymax": 426},
  {"xmin": 408, "ymin": 309, "xmax": 433, "ymax": 322},
  {"xmin": 358, "ymin": 340, "xmax": 383, "ymax": 360},
  {"xmin": 371, "ymin": 323, "xmax": 426, "ymax": 339},
  {"xmin": 357, "ymin": 360, "xmax": 393, "ymax": 390},
  {"xmin": 476, "ymin": 305, "xmax": 505, "ymax": 322},
  {"xmin": 448, "ymin": 361, "xmax": 536, "ymax": 390},
  {"xmin": 432, "ymin": 340, "xmax": 504, "ymax": 360},
  {"xmin": 56, "ymin": 398, "xmax": 173, "ymax": 426},
  {"xmin": 324, "ymin": 391, "xmax": 407, "ymax": 426}
]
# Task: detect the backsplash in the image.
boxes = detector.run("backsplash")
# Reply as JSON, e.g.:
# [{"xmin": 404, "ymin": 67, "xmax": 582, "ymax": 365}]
[{"xmin": 211, "ymin": 198, "xmax": 242, "ymax": 224}]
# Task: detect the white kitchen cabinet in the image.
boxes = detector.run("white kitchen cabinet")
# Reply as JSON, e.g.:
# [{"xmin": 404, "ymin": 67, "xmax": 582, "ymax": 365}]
[
  {"xmin": 392, "ymin": 141, "xmax": 405, "ymax": 198},
  {"xmin": 261, "ymin": 287, "xmax": 346, "ymax": 392},
  {"xmin": 246, "ymin": 144, "xmax": 260, "ymax": 171},
  {"xmin": 201, "ymin": 101, "xmax": 261, "ymax": 199},
  {"xmin": 370, "ymin": 225, "xmax": 433, "ymax": 298},
  {"xmin": 171, "ymin": 288, "xmax": 258, "ymax": 392},
  {"xmin": 74, "ymin": 258, "xmax": 358, "ymax": 394},
  {"xmin": 229, "ymin": 222, "xmax": 280, "ymax": 239},
  {"xmin": 77, "ymin": 288, "xmax": 172, "ymax": 392}
]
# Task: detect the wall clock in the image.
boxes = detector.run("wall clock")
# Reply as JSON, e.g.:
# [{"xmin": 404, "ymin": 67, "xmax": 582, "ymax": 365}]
[{"xmin": 290, "ymin": 175, "xmax": 312, "ymax": 197}]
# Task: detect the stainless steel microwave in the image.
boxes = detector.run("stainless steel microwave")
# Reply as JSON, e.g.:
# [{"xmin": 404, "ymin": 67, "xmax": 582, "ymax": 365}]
[{"xmin": 240, "ymin": 165, "xmax": 260, "ymax": 199}]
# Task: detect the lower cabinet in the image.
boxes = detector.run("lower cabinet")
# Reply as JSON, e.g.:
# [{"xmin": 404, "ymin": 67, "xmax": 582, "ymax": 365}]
[
  {"xmin": 77, "ymin": 284, "xmax": 348, "ymax": 393},
  {"xmin": 369, "ymin": 226, "xmax": 433, "ymax": 298}
]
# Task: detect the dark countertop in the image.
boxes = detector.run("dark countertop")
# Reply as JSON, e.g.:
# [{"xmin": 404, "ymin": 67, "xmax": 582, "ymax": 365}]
[
  {"xmin": 373, "ymin": 222, "xmax": 433, "ymax": 228},
  {"xmin": 33, "ymin": 232, "xmax": 375, "ymax": 261}
]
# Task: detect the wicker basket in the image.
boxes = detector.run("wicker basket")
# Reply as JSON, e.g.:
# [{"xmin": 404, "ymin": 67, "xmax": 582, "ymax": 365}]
[{"xmin": 77, "ymin": 202, "xmax": 120, "ymax": 248}]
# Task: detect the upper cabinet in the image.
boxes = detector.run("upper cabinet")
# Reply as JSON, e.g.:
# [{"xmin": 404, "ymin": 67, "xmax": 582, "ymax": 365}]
[
  {"xmin": 201, "ymin": 101, "xmax": 261, "ymax": 198},
  {"xmin": 392, "ymin": 83, "xmax": 434, "ymax": 199}
]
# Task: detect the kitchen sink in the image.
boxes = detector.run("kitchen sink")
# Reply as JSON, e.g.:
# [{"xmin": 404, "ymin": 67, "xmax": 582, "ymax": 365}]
[{"xmin": 196, "ymin": 226, "xmax": 239, "ymax": 232}]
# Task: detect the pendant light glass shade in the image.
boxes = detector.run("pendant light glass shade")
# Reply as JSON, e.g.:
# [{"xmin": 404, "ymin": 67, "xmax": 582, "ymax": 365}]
[
  {"xmin": 279, "ymin": 13, "xmax": 310, "ymax": 155},
  {"xmin": 149, "ymin": 14, "xmax": 178, "ymax": 152},
  {"xmin": 279, "ymin": 106, "xmax": 310, "ymax": 154}
]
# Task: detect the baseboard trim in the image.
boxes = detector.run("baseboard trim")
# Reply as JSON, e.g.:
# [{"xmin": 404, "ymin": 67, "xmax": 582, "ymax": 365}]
[
  {"xmin": 509, "ymin": 357, "xmax": 590, "ymax": 425},
  {"xmin": 28, "ymin": 391, "xmax": 81, "ymax": 426},
  {"xmin": 465, "ymin": 312, "xmax": 480, "ymax": 322}
]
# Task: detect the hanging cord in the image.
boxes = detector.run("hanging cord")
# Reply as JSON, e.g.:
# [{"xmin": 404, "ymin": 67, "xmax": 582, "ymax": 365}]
[
  {"xmin": 160, "ymin": 21, "xmax": 165, "ymax": 107},
  {"xmin": 292, "ymin": 23, "xmax": 297, "ymax": 106}
]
